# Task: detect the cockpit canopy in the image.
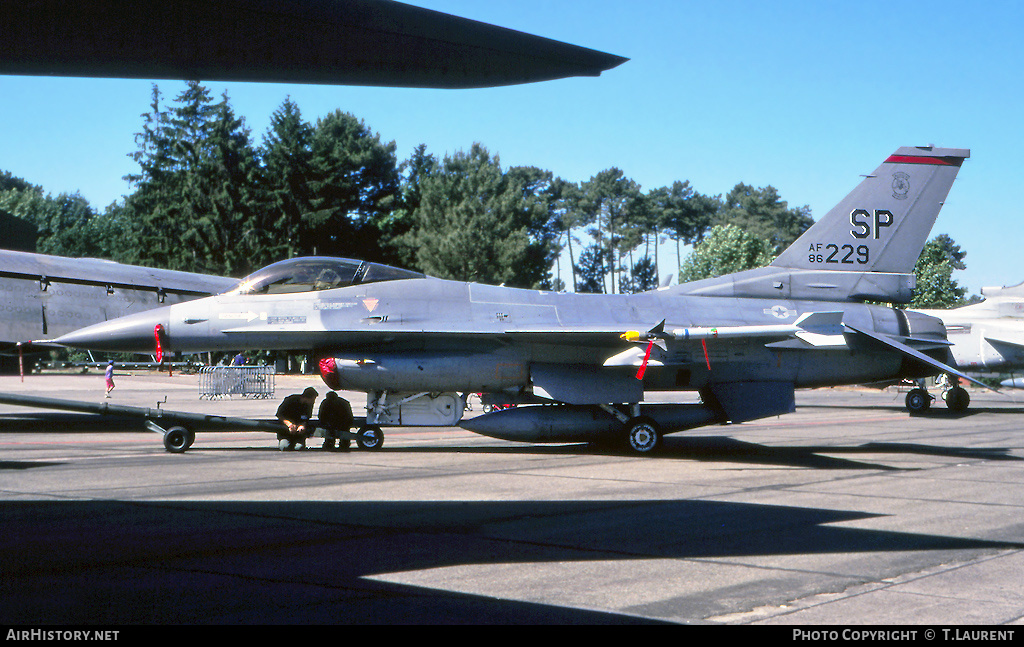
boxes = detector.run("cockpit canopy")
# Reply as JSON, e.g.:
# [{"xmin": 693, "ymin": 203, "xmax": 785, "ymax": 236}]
[{"xmin": 226, "ymin": 257, "xmax": 425, "ymax": 295}]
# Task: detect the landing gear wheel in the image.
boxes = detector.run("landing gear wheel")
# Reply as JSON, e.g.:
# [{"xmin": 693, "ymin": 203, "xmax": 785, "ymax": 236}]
[
  {"xmin": 944, "ymin": 386, "xmax": 970, "ymax": 413},
  {"xmin": 163, "ymin": 426, "xmax": 195, "ymax": 453},
  {"xmin": 905, "ymin": 388, "xmax": 931, "ymax": 413},
  {"xmin": 625, "ymin": 417, "xmax": 661, "ymax": 455},
  {"xmin": 356, "ymin": 425, "xmax": 384, "ymax": 450}
]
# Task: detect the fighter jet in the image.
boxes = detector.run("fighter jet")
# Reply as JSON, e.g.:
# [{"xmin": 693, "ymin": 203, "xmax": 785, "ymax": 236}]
[
  {"xmin": 0, "ymin": 247, "xmax": 235, "ymax": 363},
  {"xmin": 53, "ymin": 146, "xmax": 977, "ymax": 453},
  {"xmin": 912, "ymin": 281, "xmax": 1024, "ymax": 411}
]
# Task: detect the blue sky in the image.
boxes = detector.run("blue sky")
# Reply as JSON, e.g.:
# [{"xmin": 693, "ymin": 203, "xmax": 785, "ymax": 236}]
[{"xmin": 1, "ymin": 0, "xmax": 1021, "ymax": 295}]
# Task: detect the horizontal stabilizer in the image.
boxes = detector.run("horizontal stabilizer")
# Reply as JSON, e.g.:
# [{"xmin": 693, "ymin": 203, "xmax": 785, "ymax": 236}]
[
  {"xmin": 845, "ymin": 324, "xmax": 994, "ymax": 391},
  {"xmin": 793, "ymin": 311, "xmax": 843, "ymax": 330},
  {"xmin": 984, "ymin": 335, "xmax": 1024, "ymax": 350},
  {"xmin": 980, "ymin": 280, "xmax": 1024, "ymax": 299},
  {"xmin": 793, "ymin": 311, "xmax": 847, "ymax": 347}
]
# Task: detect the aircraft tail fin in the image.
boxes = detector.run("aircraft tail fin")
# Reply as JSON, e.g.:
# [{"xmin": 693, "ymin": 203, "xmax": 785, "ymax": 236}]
[
  {"xmin": 676, "ymin": 146, "xmax": 969, "ymax": 303},
  {"xmin": 771, "ymin": 146, "xmax": 969, "ymax": 274},
  {"xmin": 981, "ymin": 280, "xmax": 1024, "ymax": 299}
]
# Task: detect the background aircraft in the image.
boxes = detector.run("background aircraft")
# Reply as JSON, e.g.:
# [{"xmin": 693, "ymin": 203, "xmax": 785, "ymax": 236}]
[
  {"xmin": 53, "ymin": 146, "xmax": 976, "ymax": 453},
  {"xmin": 0, "ymin": 0, "xmax": 626, "ymax": 88},
  {"xmin": 913, "ymin": 281, "xmax": 1024, "ymax": 410},
  {"xmin": 0, "ymin": 248, "xmax": 235, "ymax": 366}
]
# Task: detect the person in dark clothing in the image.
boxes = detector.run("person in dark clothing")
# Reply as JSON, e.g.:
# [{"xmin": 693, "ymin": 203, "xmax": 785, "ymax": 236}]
[
  {"xmin": 275, "ymin": 386, "xmax": 318, "ymax": 451},
  {"xmin": 318, "ymin": 390, "xmax": 354, "ymax": 451}
]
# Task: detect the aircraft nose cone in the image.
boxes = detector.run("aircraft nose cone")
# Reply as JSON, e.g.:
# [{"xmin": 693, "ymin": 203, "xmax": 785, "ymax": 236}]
[{"xmin": 52, "ymin": 308, "xmax": 170, "ymax": 353}]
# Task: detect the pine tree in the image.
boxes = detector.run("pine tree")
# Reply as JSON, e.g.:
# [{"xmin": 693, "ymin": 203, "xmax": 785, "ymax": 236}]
[
  {"xmin": 303, "ymin": 110, "xmax": 400, "ymax": 260},
  {"xmin": 410, "ymin": 144, "xmax": 557, "ymax": 288},
  {"xmin": 578, "ymin": 168, "xmax": 643, "ymax": 293},
  {"xmin": 910, "ymin": 235, "xmax": 967, "ymax": 308},
  {"xmin": 119, "ymin": 82, "xmax": 260, "ymax": 275},
  {"xmin": 258, "ymin": 97, "xmax": 316, "ymax": 262},
  {"xmin": 716, "ymin": 183, "xmax": 812, "ymax": 254}
]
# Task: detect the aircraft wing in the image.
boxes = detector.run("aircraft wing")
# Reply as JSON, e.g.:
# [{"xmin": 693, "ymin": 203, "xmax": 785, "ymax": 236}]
[{"xmin": 0, "ymin": 0, "xmax": 627, "ymax": 88}]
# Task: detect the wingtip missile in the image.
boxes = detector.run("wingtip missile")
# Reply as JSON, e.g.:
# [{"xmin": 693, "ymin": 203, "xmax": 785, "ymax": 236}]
[{"xmin": 620, "ymin": 320, "xmax": 668, "ymax": 343}]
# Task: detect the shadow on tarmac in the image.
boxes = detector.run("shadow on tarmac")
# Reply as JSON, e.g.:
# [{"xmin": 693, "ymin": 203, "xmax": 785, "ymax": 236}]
[
  {"xmin": 317, "ymin": 434, "xmax": 1022, "ymax": 471},
  {"xmin": 2, "ymin": 497, "xmax": 1021, "ymax": 624},
  {"xmin": 4, "ymin": 410, "xmax": 1021, "ymax": 473}
]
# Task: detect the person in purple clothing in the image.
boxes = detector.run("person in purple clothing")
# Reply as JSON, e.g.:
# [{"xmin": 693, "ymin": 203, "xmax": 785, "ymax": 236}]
[{"xmin": 104, "ymin": 360, "xmax": 115, "ymax": 398}]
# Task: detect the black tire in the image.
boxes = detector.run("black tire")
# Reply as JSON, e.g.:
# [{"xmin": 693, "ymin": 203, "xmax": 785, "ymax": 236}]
[
  {"xmin": 163, "ymin": 426, "xmax": 194, "ymax": 453},
  {"xmin": 625, "ymin": 416, "xmax": 661, "ymax": 454},
  {"xmin": 945, "ymin": 386, "xmax": 970, "ymax": 413},
  {"xmin": 905, "ymin": 388, "xmax": 931, "ymax": 413},
  {"xmin": 356, "ymin": 426, "xmax": 384, "ymax": 450}
]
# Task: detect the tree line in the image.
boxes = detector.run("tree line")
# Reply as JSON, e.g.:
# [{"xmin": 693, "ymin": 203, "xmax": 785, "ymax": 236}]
[{"xmin": 0, "ymin": 81, "xmax": 969, "ymax": 307}]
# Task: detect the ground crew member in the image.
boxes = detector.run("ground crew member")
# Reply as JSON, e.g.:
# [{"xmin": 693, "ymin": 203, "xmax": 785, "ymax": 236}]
[
  {"xmin": 275, "ymin": 386, "xmax": 318, "ymax": 451},
  {"xmin": 318, "ymin": 390, "xmax": 354, "ymax": 451}
]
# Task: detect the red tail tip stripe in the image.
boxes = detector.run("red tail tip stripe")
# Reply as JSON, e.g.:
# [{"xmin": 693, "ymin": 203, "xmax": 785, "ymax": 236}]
[{"xmin": 885, "ymin": 154, "xmax": 960, "ymax": 166}]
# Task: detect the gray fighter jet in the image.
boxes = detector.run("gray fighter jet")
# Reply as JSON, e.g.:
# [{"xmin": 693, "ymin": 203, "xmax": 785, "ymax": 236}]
[
  {"xmin": 53, "ymin": 146, "xmax": 978, "ymax": 453},
  {"xmin": 911, "ymin": 281, "xmax": 1024, "ymax": 411}
]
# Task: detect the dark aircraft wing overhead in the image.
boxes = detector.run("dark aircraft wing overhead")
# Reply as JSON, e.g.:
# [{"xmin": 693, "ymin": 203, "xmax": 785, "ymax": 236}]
[{"xmin": 0, "ymin": 0, "xmax": 628, "ymax": 88}]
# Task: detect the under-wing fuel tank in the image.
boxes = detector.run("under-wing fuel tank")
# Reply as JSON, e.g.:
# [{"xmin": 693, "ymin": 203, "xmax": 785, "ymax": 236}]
[{"xmin": 459, "ymin": 404, "xmax": 723, "ymax": 443}]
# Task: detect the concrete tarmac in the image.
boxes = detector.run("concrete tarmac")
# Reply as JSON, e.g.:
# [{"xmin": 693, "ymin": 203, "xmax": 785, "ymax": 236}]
[{"xmin": 2, "ymin": 370, "xmax": 1024, "ymax": 625}]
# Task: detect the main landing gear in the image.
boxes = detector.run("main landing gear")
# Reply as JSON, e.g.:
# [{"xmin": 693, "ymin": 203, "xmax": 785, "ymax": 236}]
[
  {"xmin": 599, "ymin": 405, "xmax": 662, "ymax": 455},
  {"xmin": 905, "ymin": 375, "xmax": 970, "ymax": 414},
  {"xmin": 942, "ymin": 383, "xmax": 971, "ymax": 413},
  {"xmin": 625, "ymin": 416, "xmax": 661, "ymax": 454}
]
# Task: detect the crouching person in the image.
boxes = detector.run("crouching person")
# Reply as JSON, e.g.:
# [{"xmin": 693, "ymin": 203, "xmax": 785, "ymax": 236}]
[
  {"xmin": 318, "ymin": 391, "xmax": 354, "ymax": 451},
  {"xmin": 276, "ymin": 387, "xmax": 318, "ymax": 451}
]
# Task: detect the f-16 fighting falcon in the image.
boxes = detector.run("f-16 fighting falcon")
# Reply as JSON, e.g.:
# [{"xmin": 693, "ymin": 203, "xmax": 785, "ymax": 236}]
[{"xmin": 52, "ymin": 146, "xmax": 976, "ymax": 454}]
